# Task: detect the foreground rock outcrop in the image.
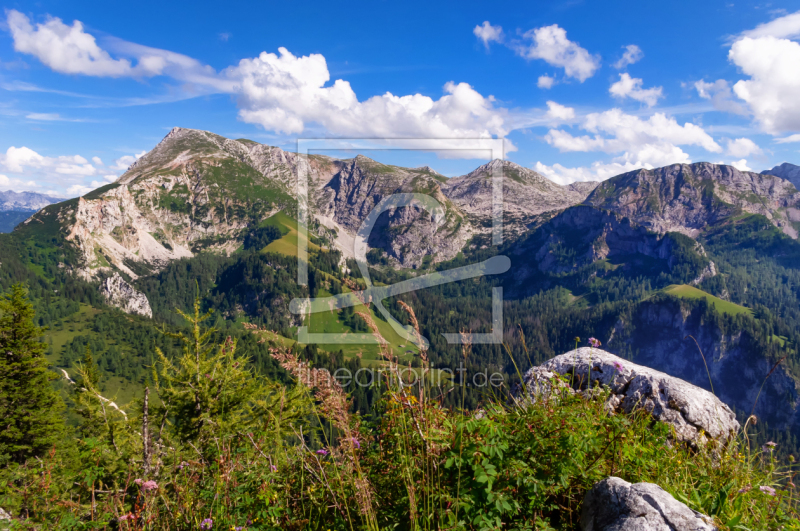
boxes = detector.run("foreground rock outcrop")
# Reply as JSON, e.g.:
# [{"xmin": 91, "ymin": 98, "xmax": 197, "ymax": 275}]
[
  {"xmin": 522, "ymin": 348, "xmax": 739, "ymax": 443},
  {"xmin": 581, "ymin": 477, "xmax": 716, "ymax": 531},
  {"xmin": 100, "ymin": 274, "xmax": 153, "ymax": 318}
]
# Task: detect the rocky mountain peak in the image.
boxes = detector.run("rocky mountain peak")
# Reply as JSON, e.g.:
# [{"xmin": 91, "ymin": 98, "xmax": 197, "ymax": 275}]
[
  {"xmin": 586, "ymin": 162, "xmax": 800, "ymax": 238},
  {"xmin": 763, "ymin": 162, "xmax": 800, "ymax": 191}
]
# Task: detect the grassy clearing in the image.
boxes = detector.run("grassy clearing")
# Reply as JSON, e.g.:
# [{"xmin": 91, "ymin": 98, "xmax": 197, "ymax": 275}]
[
  {"xmin": 661, "ymin": 284, "xmax": 753, "ymax": 317},
  {"xmin": 260, "ymin": 211, "xmax": 320, "ymax": 257},
  {"xmin": 305, "ymin": 287, "xmax": 419, "ymax": 365}
]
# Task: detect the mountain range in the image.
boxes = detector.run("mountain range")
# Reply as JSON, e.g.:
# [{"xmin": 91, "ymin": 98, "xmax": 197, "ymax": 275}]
[
  {"xmin": 0, "ymin": 190, "xmax": 61, "ymax": 233},
  {"xmin": 5, "ymin": 127, "xmax": 800, "ymax": 445}
]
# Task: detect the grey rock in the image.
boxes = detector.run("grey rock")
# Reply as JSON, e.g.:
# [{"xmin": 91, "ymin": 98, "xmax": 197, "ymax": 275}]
[
  {"xmin": 586, "ymin": 162, "xmax": 800, "ymax": 239},
  {"xmin": 524, "ymin": 348, "xmax": 740, "ymax": 442},
  {"xmin": 0, "ymin": 190, "xmax": 60, "ymax": 212},
  {"xmin": 762, "ymin": 162, "xmax": 800, "ymax": 191},
  {"xmin": 100, "ymin": 274, "xmax": 153, "ymax": 318},
  {"xmin": 443, "ymin": 159, "xmax": 593, "ymax": 238},
  {"xmin": 581, "ymin": 477, "xmax": 716, "ymax": 531}
]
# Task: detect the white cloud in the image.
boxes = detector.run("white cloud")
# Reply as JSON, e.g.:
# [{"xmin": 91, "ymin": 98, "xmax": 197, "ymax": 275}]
[
  {"xmin": 110, "ymin": 150, "xmax": 146, "ymax": 171},
  {"xmin": 4, "ymin": 11, "xmax": 524, "ymax": 159},
  {"xmin": 729, "ymin": 36, "xmax": 800, "ymax": 133},
  {"xmin": 775, "ymin": 133, "xmax": 800, "ymax": 143},
  {"xmin": 539, "ymin": 108, "xmax": 722, "ymax": 180},
  {"xmin": 613, "ymin": 44, "xmax": 643, "ymax": 69},
  {"xmin": 0, "ymin": 146, "xmax": 124, "ymax": 194},
  {"xmin": 66, "ymin": 184, "xmax": 94, "ymax": 196},
  {"xmin": 0, "ymin": 174, "xmax": 9, "ymax": 186},
  {"xmin": 7, "ymin": 10, "xmax": 133, "ymax": 77},
  {"xmin": 545, "ymin": 109, "xmax": 721, "ymax": 155},
  {"xmin": 544, "ymin": 101, "xmax": 575, "ymax": 123},
  {"xmin": 534, "ymin": 160, "xmax": 645, "ymax": 185},
  {"xmin": 224, "ymin": 48, "xmax": 513, "ymax": 150},
  {"xmin": 738, "ymin": 11, "xmax": 800, "ymax": 40},
  {"xmin": 729, "ymin": 159, "xmax": 752, "ymax": 171},
  {"xmin": 6, "ymin": 10, "xmax": 229, "ymax": 91},
  {"xmin": 726, "ymin": 137, "xmax": 762, "ymax": 158},
  {"xmin": 694, "ymin": 79, "xmax": 749, "ymax": 116},
  {"xmin": 473, "ymin": 22, "xmax": 504, "ymax": 48},
  {"xmin": 537, "ymin": 75, "xmax": 556, "ymax": 89},
  {"xmin": 512, "ymin": 25, "xmax": 600, "ymax": 82},
  {"xmin": 609, "ymin": 73, "xmax": 663, "ymax": 107}
]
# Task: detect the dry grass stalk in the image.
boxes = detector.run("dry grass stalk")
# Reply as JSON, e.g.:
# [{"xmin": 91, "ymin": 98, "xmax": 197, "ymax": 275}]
[{"xmin": 266, "ymin": 346, "xmax": 375, "ymax": 518}]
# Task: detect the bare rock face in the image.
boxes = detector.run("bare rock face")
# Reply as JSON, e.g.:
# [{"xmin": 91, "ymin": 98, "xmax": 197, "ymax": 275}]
[
  {"xmin": 580, "ymin": 477, "xmax": 717, "ymax": 531},
  {"xmin": 442, "ymin": 160, "xmax": 594, "ymax": 238},
  {"xmin": 762, "ymin": 162, "xmax": 800, "ymax": 192},
  {"xmin": 586, "ymin": 163, "xmax": 800, "ymax": 239},
  {"xmin": 100, "ymin": 274, "xmax": 153, "ymax": 318},
  {"xmin": 523, "ymin": 348, "xmax": 740, "ymax": 443}
]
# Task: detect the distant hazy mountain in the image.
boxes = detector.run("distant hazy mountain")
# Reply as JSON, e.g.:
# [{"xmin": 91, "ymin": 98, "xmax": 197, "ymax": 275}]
[
  {"xmin": 762, "ymin": 162, "xmax": 800, "ymax": 191},
  {"xmin": 0, "ymin": 190, "xmax": 61, "ymax": 233},
  {"xmin": 0, "ymin": 190, "xmax": 60, "ymax": 212}
]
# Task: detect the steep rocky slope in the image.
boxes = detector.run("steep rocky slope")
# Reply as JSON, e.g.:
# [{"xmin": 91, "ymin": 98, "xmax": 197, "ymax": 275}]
[
  {"xmin": 442, "ymin": 159, "xmax": 596, "ymax": 237},
  {"xmin": 763, "ymin": 162, "xmax": 800, "ymax": 191},
  {"xmin": 585, "ymin": 162, "xmax": 800, "ymax": 238},
  {"xmin": 606, "ymin": 297, "xmax": 800, "ymax": 433},
  {"xmin": 21, "ymin": 127, "xmax": 594, "ymax": 277}
]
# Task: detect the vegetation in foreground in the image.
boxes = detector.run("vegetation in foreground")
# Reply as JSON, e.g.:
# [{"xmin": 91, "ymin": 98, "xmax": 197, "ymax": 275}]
[{"xmin": 0, "ymin": 286, "xmax": 797, "ymax": 530}]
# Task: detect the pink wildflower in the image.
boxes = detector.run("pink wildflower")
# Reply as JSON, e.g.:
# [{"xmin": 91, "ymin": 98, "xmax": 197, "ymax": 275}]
[
  {"xmin": 142, "ymin": 480, "xmax": 158, "ymax": 492},
  {"xmin": 612, "ymin": 361, "xmax": 624, "ymax": 372},
  {"xmin": 588, "ymin": 337, "xmax": 601, "ymax": 348},
  {"xmin": 316, "ymin": 449, "xmax": 328, "ymax": 456},
  {"xmin": 760, "ymin": 485, "xmax": 776, "ymax": 496}
]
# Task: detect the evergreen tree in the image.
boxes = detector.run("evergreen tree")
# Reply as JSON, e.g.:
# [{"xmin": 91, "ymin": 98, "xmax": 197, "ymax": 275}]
[{"xmin": 0, "ymin": 284, "xmax": 63, "ymax": 463}]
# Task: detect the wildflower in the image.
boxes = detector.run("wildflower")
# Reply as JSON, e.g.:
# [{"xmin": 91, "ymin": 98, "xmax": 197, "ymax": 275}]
[
  {"xmin": 588, "ymin": 337, "xmax": 601, "ymax": 348},
  {"xmin": 612, "ymin": 361, "xmax": 624, "ymax": 372},
  {"xmin": 352, "ymin": 438, "xmax": 361, "ymax": 449},
  {"xmin": 142, "ymin": 480, "xmax": 158, "ymax": 492},
  {"xmin": 738, "ymin": 484, "xmax": 751, "ymax": 493},
  {"xmin": 760, "ymin": 485, "xmax": 776, "ymax": 496},
  {"xmin": 200, "ymin": 518, "xmax": 214, "ymax": 530},
  {"xmin": 134, "ymin": 478, "xmax": 143, "ymax": 485},
  {"xmin": 316, "ymin": 449, "xmax": 328, "ymax": 456},
  {"xmin": 119, "ymin": 514, "xmax": 134, "ymax": 521},
  {"xmin": 270, "ymin": 465, "xmax": 277, "ymax": 472}
]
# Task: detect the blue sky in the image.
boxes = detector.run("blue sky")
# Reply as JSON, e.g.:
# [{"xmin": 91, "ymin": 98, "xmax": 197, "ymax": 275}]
[{"xmin": 0, "ymin": 0, "xmax": 799, "ymax": 196}]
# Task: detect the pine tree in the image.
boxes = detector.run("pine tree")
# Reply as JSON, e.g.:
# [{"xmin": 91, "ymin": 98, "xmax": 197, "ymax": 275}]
[{"xmin": 0, "ymin": 284, "xmax": 64, "ymax": 463}]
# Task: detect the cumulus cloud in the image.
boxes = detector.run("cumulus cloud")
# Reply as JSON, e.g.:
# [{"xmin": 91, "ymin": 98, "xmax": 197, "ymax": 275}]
[
  {"xmin": 110, "ymin": 151, "xmax": 146, "ymax": 171},
  {"xmin": 613, "ymin": 45, "xmax": 643, "ymax": 69},
  {"xmin": 775, "ymin": 133, "xmax": 800, "ymax": 143},
  {"xmin": 537, "ymin": 75, "xmax": 556, "ymax": 89},
  {"xmin": 534, "ymin": 160, "xmax": 644, "ymax": 185},
  {"xmin": 0, "ymin": 145, "xmax": 140, "ymax": 195},
  {"xmin": 609, "ymin": 74, "xmax": 663, "ymax": 107},
  {"xmin": 729, "ymin": 35, "xmax": 800, "ymax": 133},
  {"xmin": 544, "ymin": 101, "xmax": 575, "ymax": 123},
  {"xmin": 7, "ymin": 10, "xmax": 133, "ymax": 77},
  {"xmin": 738, "ymin": 10, "xmax": 800, "ymax": 40},
  {"xmin": 726, "ymin": 137, "xmax": 762, "ymax": 158},
  {"xmin": 694, "ymin": 79, "xmax": 749, "ymax": 116},
  {"xmin": 729, "ymin": 159, "xmax": 752, "ymax": 171},
  {"xmin": 512, "ymin": 25, "xmax": 600, "ymax": 82},
  {"xmin": 223, "ymin": 48, "xmax": 513, "ymax": 150},
  {"xmin": 473, "ymin": 22, "xmax": 504, "ymax": 48},
  {"xmin": 539, "ymin": 109, "xmax": 722, "ymax": 181},
  {"xmin": 6, "ymin": 10, "xmax": 230, "ymax": 90},
  {"xmin": 8, "ymin": 11, "xmax": 513, "ymax": 159}
]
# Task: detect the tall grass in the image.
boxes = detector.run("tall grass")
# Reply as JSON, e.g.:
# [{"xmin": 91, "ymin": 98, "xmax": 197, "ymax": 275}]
[{"xmin": 1, "ymin": 301, "xmax": 798, "ymax": 530}]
